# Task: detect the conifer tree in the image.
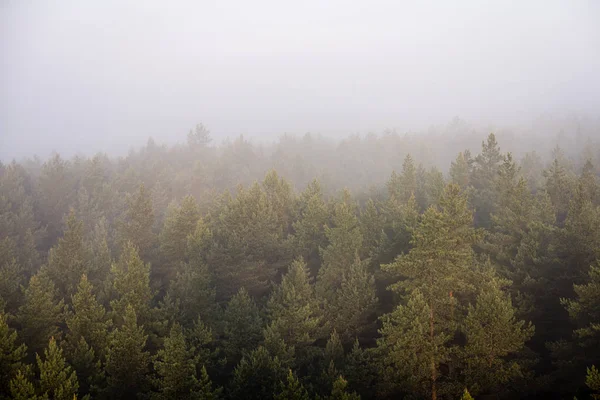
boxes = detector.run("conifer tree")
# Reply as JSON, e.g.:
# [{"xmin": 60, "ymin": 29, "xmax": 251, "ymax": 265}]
[
  {"xmin": 37, "ymin": 337, "xmax": 79, "ymax": 400},
  {"xmin": 328, "ymin": 256, "xmax": 377, "ymax": 340},
  {"xmin": 86, "ymin": 217, "xmax": 112, "ymax": 292},
  {"xmin": 0, "ymin": 256, "xmax": 24, "ymax": 314},
  {"xmin": 359, "ymin": 199, "xmax": 384, "ymax": 262},
  {"xmin": 167, "ymin": 217, "xmax": 216, "ymax": 326},
  {"xmin": 46, "ymin": 210, "xmax": 90, "ymax": 301},
  {"xmin": 154, "ymin": 323, "xmax": 220, "ymax": 400},
  {"xmin": 459, "ymin": 388, "xmax": 474, "ymax": 400},
  {"xmin": 0, "ymin": 311, "xmax": 27, "ymax": 396},
  {"xmin": 119, "ymin": 184, "xmax": 156, "ymax": 260},
  {"xmin": 109, "ymin": 242, "xmax": 152, "ymax": 326},
  {"xmin": 291, "ymin": 179, "xmax": 328, "ymax": 273},
  {"xmin": 65, "ymin": 275, "xmax": 110, "ymax": 396},
  {"xmin": 327, "ymin": 376, "xmax": 361, "ymax": 400},
  {"xmin": 316, "ymin": 191, "xmax": 363, "ymax": 302},
  {"xmin": 387, "ymin": 154, "xmax": 418, "ymax": 204},
  {"xmin": 343, "ymin": 340, "xmax": 378, "ymax": 399},
  {"xmin": 562, "ymin": 261, "xmax": 600, "ymax": 366},
  {"xmin": 222, "ymin": 288, "xmax": 263, "ymax": 365},
  {"xmin": 105, "ymin": 305, "xmax": 150, "ymax": 399},
  {"xmin": 544, "ymin": 155, "xmax": 574, "ymax": 224},
  {"xmin": 230, "ymin": 346, "xmax": 286, "ymax": 400},
  {"xmin": 381, "ymin": 184, "xmax": 479, "ymax": 399},
  {"xmin": 9, "ymin": 369, "xmax": 45, "ymax": 400},
  {"xmin": 462, "ymin": 285, "xmax": 534, "ymax": 394},
  {"xmin": 265, "ymin": 258, "xmax": 321, "ymax": 349},
  {"xmin": 159, "ymin": 195, "xmax": 200, "ymax": 279},
  {"xmin": 587, "ymin": 365, "xmax": 600, "ymax": 400},
  {"xmin": 450, "ymin": 152, "xmax": 472, "ymax": 189},
  {"xmin": 472, "ymin": 133, "xmax": 503, "ymax": 228},
  {"xmin": 16, "ymin": 272, "xmax": 64, "ymax": 356},
  {"xmin": 274, "ymin": 369, "xmax": 310, "ymax": 400}
]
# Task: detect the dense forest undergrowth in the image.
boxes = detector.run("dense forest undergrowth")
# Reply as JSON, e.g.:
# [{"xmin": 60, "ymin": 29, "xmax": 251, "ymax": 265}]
[{"xmin": 1, "ymin": 125, "xmax": 600, "ymax": 399}]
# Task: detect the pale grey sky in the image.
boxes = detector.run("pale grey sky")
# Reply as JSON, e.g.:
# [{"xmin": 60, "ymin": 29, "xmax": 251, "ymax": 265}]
[{"xmin": 1, "ymin": 0, "xmax": 599, "ymax": 159}]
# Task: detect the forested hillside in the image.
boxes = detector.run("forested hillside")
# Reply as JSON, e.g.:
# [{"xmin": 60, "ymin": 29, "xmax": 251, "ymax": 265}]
[{"xmin": 1, "ymin": 128, "xmax": 600, "ymax": 400}]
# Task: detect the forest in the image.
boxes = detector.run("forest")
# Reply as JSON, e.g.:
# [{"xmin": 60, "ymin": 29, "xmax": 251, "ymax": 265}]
[{"xmin": 0, "ymin": 124, "xmax": 599, "ymax": 400}]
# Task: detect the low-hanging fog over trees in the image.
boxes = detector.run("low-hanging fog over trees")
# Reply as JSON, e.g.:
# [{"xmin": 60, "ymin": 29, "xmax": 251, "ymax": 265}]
[
  {"xmin": 0, "ymin": 120, "xmax": 600, "ymax": 399},
  {"xmin": 2, "ymin": 1, "xmax": 600, "ymax": 399}
]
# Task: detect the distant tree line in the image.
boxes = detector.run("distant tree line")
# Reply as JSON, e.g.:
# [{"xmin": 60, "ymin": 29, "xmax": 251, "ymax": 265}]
[{"xmin": 0, "ymin": 126, "xmax": 599, "ymax": 399}]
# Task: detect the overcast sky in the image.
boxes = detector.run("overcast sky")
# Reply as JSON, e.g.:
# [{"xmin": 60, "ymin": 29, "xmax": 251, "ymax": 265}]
[{"xmin": 1, "ymin": 0, "xmax": 599, "ymax": 159}]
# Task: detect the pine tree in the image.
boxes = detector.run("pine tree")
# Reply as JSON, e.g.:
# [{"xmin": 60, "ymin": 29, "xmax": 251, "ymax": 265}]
[
  {"xmin": 64, "ymin": 275, "xmax": 110, "ymax": 396},
  {"xmin": 462, "ymin": 285, "xmax": 534, "ymax": 394},
  {"xmin": 230, "ymin": 346, "xmax": 286, "ymax": 400},
  {"xmin": 105, "ymin": 305, "xmax": 150, "ymax": 399},
  {"xmin": 587, "ymin": 365, "xmax": 600, "ymax": 400},
  {"xmin": 159, "ymin": 195, "xmax": 200, "ymax": 281},
  {"xmin": 378, "ymin": 289, "xmax": 450, "ymax": 399},
  {"xmin": 327, "ymin": 376, "xmax": 361, "ymax": 400},
  {"xmin": 459, "ymin": 388, "xmax": 474, "ymax": 400},
  {"xmin": 291, "ymin": 179, "xmax": 328, "ymax": 274},
  {"xmin": 222, "ymin": 288, "xmax": 263, "ymax": 365},
  {"xmin": 450, "ymin": 152, "xmax": 471, "ymax": 189},
  {"xmin": 381, "ymin": 184, "xmax": 479, "ymax": 399},
  {"xmin": 328, "ymin": 256, "xmax": 377, "ymax": 340},
  {"xmin": 472, "ymin": 133, "xmax": 503, "ymax": 228},
  {"xmin": 154, "ymin": 323, "xmax": 220, "ymax": 400},
  {"xmin": 359, "ymin": 199, "xmax": 384, "ymax": 262},
  {"xmin": 316, "ymin": 191, "xmax": 363, "ymax": 302},
  {"xmin": 343, "ymin": 340, "xmax": 378, "ymax": 399},
  {"xmin": 119, "ymin": 184, "xmax": 156, "ymax": 260},
  {"xmin": 9, "ymin": 369, "xmax": 46, "ymax": 400},
  {"xmin": 0, "ymin": 311, "xmax": 27, "ymax": 396},
  {"xmin": 562, "ymin": 261, "xmax": 600, "ymax": 366},
  {"xmin": 46, "ymin": 210, "xmax": 90, "ymax": 301},
  {"xmin": 544, "ymin": 154, "xmax": 574, "ymax": 224},
  {"xmin": 387, "ymin": 155, "xmax": 417, "ymax": 204},
  {"xmin": 167, "ymin": 217, "xmax": 216, "ymax": 327},
  {"xmin": 86, "ymin": 217, "xmax": 112, "ymax": 292},
  {"xmin": 265, "ymin": 258, "xmax": 321, "ymax": 349},
  {"xmin": 0, "ymin": 256, "xmax": 24, "ymax": 314},
  {"xmin": 274, "ymin": 369, "xmax": 310, "ymax": 400},
  {"xmin": 109, "ymin": 242, "xmax": 152, "ymax": 326},
  {"xmin": 37, "ymin": 337, "xmax": 79, "ymax": 400},
  {"xmin": 16, "ymin": 272, "xmax": 64, "ymax": 356}
]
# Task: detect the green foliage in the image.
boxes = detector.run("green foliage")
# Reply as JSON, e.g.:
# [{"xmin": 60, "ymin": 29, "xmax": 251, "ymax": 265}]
[
  {"xmin": 587, "ymin": 365, "xmax": 600, "ymax": 400},
  {"xmin": 46, "ymin": 210, "xmax": 90, "ymax": 301},
  {"xmin": 462, "ymin": 285, "xmax": 534, "ymax": 394},
  {"xmin": 159, "ymin": 195, "xmax": 200, "ymax": 279},
  {"xmin": 274, "ymin": 369, "xmax": 310, "ymax": 400},
  {"xmin": 153, "ymin": 323, "xmax": 220, "ymax": 400},
  {"xmin": 328, "ymin": 256, "xmax": 377, "ymax": 340},
  {"xmin": 317, "ymin": 190, "xmax": 363, "ymax": 302},
  {"xmin": 119, "ymin": 184, "xmax": 156, "ymax": 260},
  {"xmin": 459, "ymin": 388, "xmax": 474, "ymax": 400},
  {"xmin": 230, "ymin": 346, "xmax": 286, "ymax": 400},
  {"xmin": 16, "ymin": 272, "xmax": 64, "ymax": 356},
  {"xmin": 9, "ymin": 368, "xmax": 47, "ymax": 400},
  {"xmin": 265, "ymin": 258, "xmax": 321, "ymax": 352},
  {"xmin": 37, "ymin": 337, "xmax": 79, "ymax": 400},
  {"xmin": 105, "ymin": 305, "xmax": 150, "ymax": 399},
  {"xmin": 222, "ymin": 288, "xmax": 263, "ymax": 365},
  {"xmin": 0, "ymin": 311, "xmax": 27, "ymax": 397},
  {"xmin": 327, "ymin": 375, "xmax": 361, "ymax": 400},
  {"xmin": 109, "ymin": 242, "xmax": 152, "ymax": 326}
]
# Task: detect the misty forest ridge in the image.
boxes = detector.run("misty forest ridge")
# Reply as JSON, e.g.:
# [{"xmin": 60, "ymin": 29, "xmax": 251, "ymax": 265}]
[
  {"xmin": 2, "ymin": 1, "xmax": 600, "ymax": 399},
  {"xmin": 0, "ymin": 127, "xmax": 599, "ymax": 399}
]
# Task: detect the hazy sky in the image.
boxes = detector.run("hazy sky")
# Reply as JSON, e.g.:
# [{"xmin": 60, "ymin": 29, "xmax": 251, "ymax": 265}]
[{"xmin": 1, "ymin": 0, "xmax": 599, "ymax": 159}]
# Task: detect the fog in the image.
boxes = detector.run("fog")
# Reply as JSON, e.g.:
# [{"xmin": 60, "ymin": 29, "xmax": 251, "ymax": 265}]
[{"xmin": 1, "ymin": 0, "xmax": 599, "ymax": 160}]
